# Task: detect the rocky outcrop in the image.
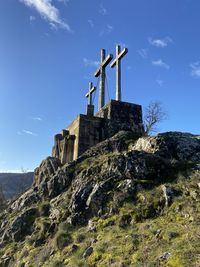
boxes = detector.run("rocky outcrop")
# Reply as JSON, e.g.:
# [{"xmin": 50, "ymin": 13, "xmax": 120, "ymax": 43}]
[
  {"xmin": 132, "ymin": 132, "xmax": 200, "ymax": 161},
  {"xmin": 2, "ymin": 207, "xmax": 38, "ymax": 242},
  {"xmin": 0, "ymin": 131, "xmax": 199, "ymax": 265},
  {"xmin": 34, "ymin": 157, "xmax": 62, "ymax": 187}
]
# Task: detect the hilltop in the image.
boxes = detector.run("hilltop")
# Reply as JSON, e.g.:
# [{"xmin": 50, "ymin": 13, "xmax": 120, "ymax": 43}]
[{"xmin": 0, "ymin": 131, "xmax": 199, "ymax": 267}]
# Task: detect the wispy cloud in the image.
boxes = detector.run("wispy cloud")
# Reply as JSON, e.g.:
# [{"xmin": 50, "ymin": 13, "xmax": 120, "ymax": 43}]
[
  {"xmin": 152, "ymin": 59, "xmax": 170, "ymax": 69},
  {"xmin": 18, "ymin": 130, "xmax": 37, "ymax": 136},
  {"xmin": 107, "ymin": 24, "xmax": 113, "ymax": 33},
  {"xmin": 29, "ymin": 15, "xmax": 36, "ymax": 22},
  {"xmin": 138, "ymin": 48, "xmax": 148, "ymax": 59},
  {"xmin": 100, "ymin": 24, "xmax": 113, "ymax": 36},
  {"xmin": 23, "ymin": 130, "xmax": 37, "ymax": 136},
  {"xmin": 156, "ymin": 79, "xmax": 164, "ymax": 86},
  {"xmin": 190, "ymin": 62, "xmax": 200, "ymax": 78},
  {"xmin": 20, "ymin": 0, "xmax": 72, "ymax": 31},
  {"xmin": 99, "ymin": 4, "xmax": 107, "ymax": 15},
  {"xmin": 83, "ymin": 58, "xmax": 100, "ymax": 67},
  {"xmin": 148, "ymin": 37, "xmax": 173, "ymax": 48},
  {"xmin": 88, "ymin": 19, "xmax": 94, "ymax": 28},
  {"xmin": 32, "ymin": 117, "xmax": 42, "ymax": 121}
]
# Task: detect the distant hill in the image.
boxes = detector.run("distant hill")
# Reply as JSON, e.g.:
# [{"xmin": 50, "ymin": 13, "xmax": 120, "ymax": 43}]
[{"xmin": 0, "ymin": 172, "xmax": 34, "ymax": 200}]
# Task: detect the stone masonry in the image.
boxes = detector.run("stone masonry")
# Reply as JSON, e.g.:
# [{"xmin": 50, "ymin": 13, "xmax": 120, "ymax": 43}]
[{"xmin": 52, "ymin": 100, "xmax": 144, "ymax": 164}]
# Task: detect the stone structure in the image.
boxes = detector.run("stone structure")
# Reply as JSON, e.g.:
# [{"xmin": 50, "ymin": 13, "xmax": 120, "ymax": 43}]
[
  {"xmin": 52, "ymin": 100, "xmax": 144, "ymax": 164},
  {"xmin": 110, "ymin": 45, "xmax": 128, "ymax": 101},
  {"xmin": 52, "ymin": 45, "xmax": 145, "ymax": 164},
  {"xmin": 94, "ymin": 49, "xmax": 113, "ymax": 110},
  {"xmin": 85, "ymin": 82, "xmax": 96, "ymax": 117}
]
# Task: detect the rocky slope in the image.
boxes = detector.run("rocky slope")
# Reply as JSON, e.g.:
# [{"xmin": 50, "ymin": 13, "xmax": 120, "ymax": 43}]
[{"xmin": 0, "ymin": 131, "xmax": 199, "ymax": 267}]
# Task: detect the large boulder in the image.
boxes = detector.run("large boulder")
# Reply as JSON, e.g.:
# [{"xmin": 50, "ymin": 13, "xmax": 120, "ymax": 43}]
[{"xmin": 132, "ymin": 132, "xmax": 200, "ymax": 161}]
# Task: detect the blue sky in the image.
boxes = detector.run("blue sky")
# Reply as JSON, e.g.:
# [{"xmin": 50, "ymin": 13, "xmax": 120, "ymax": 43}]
[{"xmin": 0, "ymin": 0, "xmax": 200, "ymax": 172}]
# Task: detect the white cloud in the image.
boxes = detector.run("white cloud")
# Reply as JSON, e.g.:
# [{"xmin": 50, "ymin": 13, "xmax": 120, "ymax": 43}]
[
  {"xmin": 190, "ymin": 62, "xmax": 200, "ymax": 78},
  {"xmin": 99, "ymin": 4, "xmax": 107, "ymax": 15},
  {"xmin": 29, "ymin": 15, "xmax": 36, "ymax": 22},
  {"xmin": 106, "ymin": 24, "xmax": 113, "ymax": 33},
  {"xmin": 148, "ymin": 37, "xmax": 173, "ymax": 48},
  {"xmin": 23, "ymin": 130, "xmax": 37, "ymax": 136},
  {"xmin": 20, "ymin": 0, "xmax": 72, "ymax": 31},
  {"xmin": 156, "ymin": 79, "xmax": 164, "ymax": 86},
  {"xmin": 83, "ymin": 58, "xmax": 100, "ymax": 67},
  {"xmin": 138, "ymin": 48, "xmax": 148, "ymax": 59},
  {"xmin": 49, "ymin": 22, "xmax": 58, "ymax": 31},
  {"xmin": 100, "ymin": 24, "xmax": 113, "ymax": 36},
  {"xmin": 32, "ymin": 117, "xmax": 42, "ymax": 121},
  {"xmin": 88, "ymin": 19, "xmax": 94, "ymax": 28},
  {"xmin": 152, "ymin": 59, "xmax": 170, "ymax": 69},
  {"xmin": 18, "ymin": 130, "xmax": 37, "ymax": 136}
]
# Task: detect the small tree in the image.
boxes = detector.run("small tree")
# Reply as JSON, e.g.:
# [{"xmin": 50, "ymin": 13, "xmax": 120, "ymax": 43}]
[{"xmin": 144, "ymin": 101, "xmax": 167, "ymax": 136}]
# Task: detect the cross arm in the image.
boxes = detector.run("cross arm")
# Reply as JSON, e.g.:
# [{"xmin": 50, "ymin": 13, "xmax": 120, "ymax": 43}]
[
  {"xmin": 94, "ymin": 54, "xmax": 113, "ymax": 77},
  {"xmin": 94, "ymin": 68, "xmax": 101, "ymax": 77},
  {"xmin": 110, "ymin": 48, "xmax": 128, "ymax": 68},
  {"xmin": 85, "ymin": 86, "xmax": 96, "ymax": 98}
]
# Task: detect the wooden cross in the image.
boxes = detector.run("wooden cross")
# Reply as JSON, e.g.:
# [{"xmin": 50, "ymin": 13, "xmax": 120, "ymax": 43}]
[
  {"xmin": 94, "ymin": 49, "xmax": 113, "ymax": 110},
  {"xmin": 110, "ymin": 45, "xmax": 128, "ymax": 101},
  {"xmin": 85, "ymin": 82, "xmax": 96, "ymax": 105}
]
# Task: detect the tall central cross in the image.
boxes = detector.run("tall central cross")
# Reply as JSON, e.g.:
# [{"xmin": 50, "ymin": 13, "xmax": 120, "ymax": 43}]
[
  {"xmin": 85, "ymin": 82, "xmax": 96, "ymax": 105},
  {"xmin": 94, "ymin": 49, "xmax": 113, "ymax": 110},
  {"xmin": 110, "ymin": 45, "xmax": 128, "ymax": 101}
]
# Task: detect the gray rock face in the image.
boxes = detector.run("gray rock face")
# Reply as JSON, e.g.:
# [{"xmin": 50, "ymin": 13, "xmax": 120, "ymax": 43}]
[
  {"xmin": 162, "ymin": 185, "xmax": 174, "ymax": 207},
  {"xmin": 10, "ymin": 189, "xmax": 41, "ymax": 212},
  {"xmin": 133, "ymin": 132, "xmax": 200, "ymax": 161},
  {"xmin": 83, "ymin": 246, "xmax": 93, "ymax": 258},
  {"xmin": 0, "ymin": 131, "xmax": 199, "ymax": 244},
  {"xmin": 157, "ymin": 252, "xmax": 171, "ymax": 262},
  {"xmin": 0, "ymin": 255, "xmax": 12, "ymax": 267},
  {"xmin": 4, "ymin": 208, "xmax": 38, "ymax": 242},
  {"xmin": 34, "ymin": 157, "xmax": 62, "ymax": 187}
]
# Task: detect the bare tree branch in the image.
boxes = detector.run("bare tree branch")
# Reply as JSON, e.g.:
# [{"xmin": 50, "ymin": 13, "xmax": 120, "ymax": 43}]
[{"xmin": 144, "ymin": 101, "xmax": 167, "ymax": 135}]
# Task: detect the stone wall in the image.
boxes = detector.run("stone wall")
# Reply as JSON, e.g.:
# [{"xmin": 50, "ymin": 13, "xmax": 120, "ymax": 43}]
[
  {"xmin": 77, "ymin": 115, "xmax": 105, "ymax": 156},
  {"xmin": 52, "ymin": 130, "xmax": 75, "ymax": 164},
  {"xmin": 96, "ymin": 100, "xmax": 144, "ymax": 137},
  {"xmin": 52, "ymin": 99, "xmax": 144, "ymax": 164}
]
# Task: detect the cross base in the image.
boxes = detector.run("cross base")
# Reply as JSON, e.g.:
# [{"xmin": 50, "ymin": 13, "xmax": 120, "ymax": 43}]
[{"xmin": 86, "ymin": 104, "xmax": 94, "ymax": 117}]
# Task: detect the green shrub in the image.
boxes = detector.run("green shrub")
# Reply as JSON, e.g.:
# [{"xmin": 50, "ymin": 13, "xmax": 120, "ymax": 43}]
[
  {"xmin": 55, "ymin": 230, "xmax": 72, "ymax": 250},
  {"xmin": 49, "ymin": 259, "xmax": 64, "ymax": 267},
  {"xmin": 39, "ymin": 202, "xmax": 50, "ymax": 217},
  {"xmin": 166, "ymin": 255, "xmax": 184, "ymax": 267},
  {"xmin": 76, "ymin": 233, "xmax": 86, "ymax": 243},
  {"xmin": 118, "ymin": 214, "xmax": 132, "ymax": 228}
]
